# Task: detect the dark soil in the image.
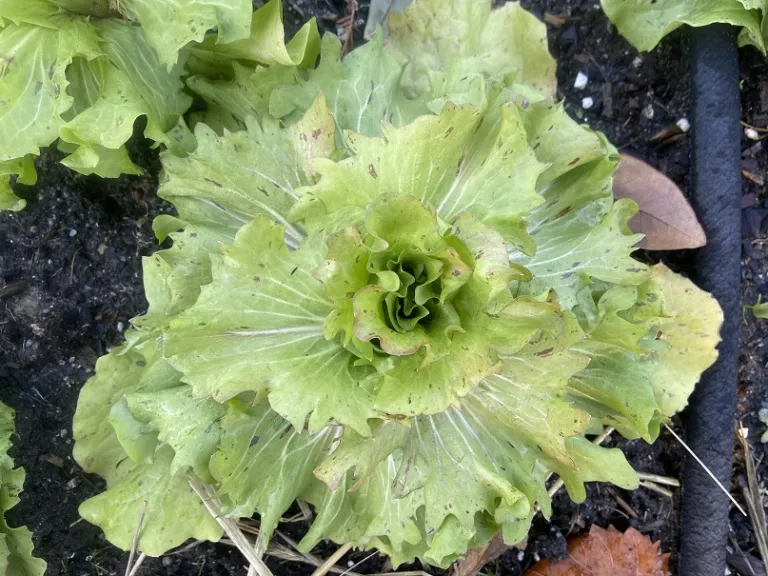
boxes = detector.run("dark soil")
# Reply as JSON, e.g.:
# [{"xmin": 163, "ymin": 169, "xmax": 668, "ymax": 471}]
[{"xmin": 0, "ymin": 1, "xmax": 766, "ymax": 575}]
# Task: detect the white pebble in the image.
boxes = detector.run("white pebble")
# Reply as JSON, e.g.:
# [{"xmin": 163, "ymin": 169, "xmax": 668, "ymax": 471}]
[
  {"xmin": 632, "ymin": 56, "xmax": 643, "ymax": 68},
  {"xmin": 533, "ymin": 552, "xmax": 541, "ymax": 562},
  {"xmin": 642, "ymin": 104, "xmax": 654, "ymax": 120},
  {"xmin": 581, "ymin": 97, "xmax": 594, "ymax": 110},
  {"xmin": 745, "ymin": 127, "xmax": 760, "ymax": 140},
  {"xmin": 517, "ymin": 551, "xmax": 525, "ymax": 562},
  {"xmin": 676, "ymin": 118, "xmax": 690, "ymax": 133},
  {"xmin": 574, "ymin": 72, "xmax": 588, "ymax": 90},
  {"xmin": 69, "ymin": 228, "xmax": 77, "ymax": 237},
  {"xmin": 116, "ymin": 321, "xmax": 124, "ymax": 333},
  {"xmin": 739, "ymin": 425, "xmax": 749, "ymax": 439}
]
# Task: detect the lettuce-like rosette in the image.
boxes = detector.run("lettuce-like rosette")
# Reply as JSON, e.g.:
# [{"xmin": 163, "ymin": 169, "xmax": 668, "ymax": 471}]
[{"xmin": 73, "ymin": 0, "xmax": 723, "ymax": 567}]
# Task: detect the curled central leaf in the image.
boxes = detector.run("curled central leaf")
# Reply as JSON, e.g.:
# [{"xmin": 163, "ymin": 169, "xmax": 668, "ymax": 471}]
[{"xmin": 319, "ymin": 196, "xmax": 473, "ymax": 357}]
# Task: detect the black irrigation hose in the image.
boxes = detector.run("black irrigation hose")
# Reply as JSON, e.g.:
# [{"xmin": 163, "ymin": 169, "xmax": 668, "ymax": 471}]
[{"xmin": 680, "ymin": 24, "xmax": 742, "ymax": 576}]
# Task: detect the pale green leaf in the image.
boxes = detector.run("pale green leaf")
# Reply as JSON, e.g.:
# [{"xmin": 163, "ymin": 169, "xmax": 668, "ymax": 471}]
[
  {"xmin": 389, "ymin": 0, "xmax": 556, "ymax": 101},
  {"xmin": 187, "ymin": 62, "xmax": 295, "ymax": 132},
  {"xmin": 163, "ymin": 217, "xmax": 377, "ymax": 436},
  {"xmin": 211, "ymin": 400, "xmax": 334, "ymax": 541},
  {"xmin": 0, "ymin": 402, "xmax": 47, "ymax": 576},
  {"xmin": 291, "ymin": 103, "xmax": 547, "ymax": 245},
  {"xmin": 74, "ymin": 334, "xmax": 224, "ymax": 556},
  {"xmin": 270, "ymin": 31, "xmax": 427, "ymax": 137},
  {"xmin": 79, "ymin": 445, "xmax": 223, "ymax": 556},
  {"xmin": 59, "ymin": 21, "xmax": 194, "ymax": 176},
  {"xmin": 117, "ymin": 0, "xmax": 252, "ymax": 69},
  {"xmin": 510, "ymin": 199, "xmax": 648, "ymax": 310},
  {"xmin": 643, "ymin": 263, "xmax": 722, "ymax": 416},
  {"xmin": 124, "ymin": 386, "xmax": 226, "ymax": 481},
  {"xmin": 73, "ymin": 335, "xmax": 181, "ymax": 483},
  {"xmin": 601, "ymin": 0, "xmax": 766, "ymax": 52},
  {"xmin": 0, "ymin": 156, "xmax": 36, "ymax": 211},
  {"xmin": 188, "ymin": 0, "xmax": 318, "ymax": 68},
  {"xmin": 568, "ymin": 340, "xmax": 661, "ymax": 441},
  {"xmin": 0, "ymin": 19, "xmax": 98, "ymax": 162},
  {"xmin": 159, "ymin": 93, "xmax": 337, "ymax": 247}
]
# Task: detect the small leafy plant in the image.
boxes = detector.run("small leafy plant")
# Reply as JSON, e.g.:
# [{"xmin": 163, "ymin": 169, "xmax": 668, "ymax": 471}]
[
  {"xmin": 72, "ymin": 0, "xmax": 723, "ymax": 568},
  {"xmin": 601, "ymin": 0, "xmax": 768, "ymax": 52},
  {"xmin": 0, "ymin": 0, "xmax": 319, "ymax": 210},
  {"xmin": 0, "ymin": 402, "xmax": 46, "ymax": 575}
]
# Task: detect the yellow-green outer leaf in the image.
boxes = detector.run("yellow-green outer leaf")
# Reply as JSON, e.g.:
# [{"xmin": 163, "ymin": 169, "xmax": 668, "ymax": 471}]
[
  {"xmin": 0, "ymin": 402, "xmax": 47, "ymax": 576},
  {"xmin": 601, "ymin": 0, "xmax": 766, "ymax": 52}
]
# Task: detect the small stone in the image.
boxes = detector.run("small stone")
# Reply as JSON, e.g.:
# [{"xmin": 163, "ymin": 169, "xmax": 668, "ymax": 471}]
[
  {"xmin": 517, "ymin": 551, "xmax": 525, "ymax": 562},
  {"xmin": 574, "ymin": 72, "xmax": 588, "ymax": 90},
  {"xmin": 68, "ymin": 229, "xmax": 77, "ymax": 237},
  {"xmin": 632, "ymin": 56, "xmax": 643, "ymax": 68},
  {"xmin": 642, "ymin": 103, "xmax": 654, "ymax": 120},
  {"xmin": 117, "ymin": 321, "xmax": 124, "ymax": 333},
  {"xmin": 676, "ymin": 118, "xmax": 691, "ymax": 133},
  {"xmin": 162, "ymin": 558, "xmax": 173, "ymax": 567},
  {"xmin": 745, "ymin": 127, "xmax": 760, "ymax": 141},
  {"xmin": 581, "ymin": 97, "xmax": 594, "ymax": 110}
]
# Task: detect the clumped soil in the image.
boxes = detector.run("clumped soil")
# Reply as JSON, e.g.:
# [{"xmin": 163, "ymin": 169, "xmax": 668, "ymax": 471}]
[{"xmin": 0, "ymin": 1, "xmax": 766, "ymax": 575}]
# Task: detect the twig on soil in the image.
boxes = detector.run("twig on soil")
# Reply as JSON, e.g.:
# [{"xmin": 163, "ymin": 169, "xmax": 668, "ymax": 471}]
[
  {"xmin": 663, "ymin": 423, "xmax": 747, "ymax": 516},
  {"xmin": 165, "ymin": 540, "xmax": 206, "ymax": 556},
  {"xmin": 246, "ymin": 531, "xmax": 267, "ymax": 576},
  {"xmin": 736, "ymin": 428, "xmax": 768, "ymax": 575},
  {"xmin": 639, "ymin": 480, "xmax": 674, "ymax": 498},
  {"xmin": 189, "ymin": 478, "xmax": 275, "ymax": 576},
  {"xmin": 297, "ymin": 499, "xmax": 314, "ymax": 522},
  {"xmin": 220, "ymin": 538, "xmax": 363, "ymax": 576},
  {"xmin": 339, "ymin": 551, "xmax": 378, "ymax": 576},
  {"xmin": 127, "ymin": 554, "xmax": 146, "ymax": 576},
  {"xmin": 606, "ymin": 486, "xmax": 640, "ymax": 520},
  {"xmin": 636, "ymin": 472, "xmax": 680, "ymax": 487},
  {"xmin": 741, "ymin": 121, "xmax": 768, "ymax": 133},
  {"xmin": 125, "ymin": 500, "xmax": 147, "ymax": 576},
  {"xmin": 729, "ymin": 530, "xmax": 761, "ymax": 576},
  {"xmin": 312, "ymin": 542, "xmax": 353, "ymax": 576},
  {"xmin": 0, "ymin": 280, "xmax": 25, "ymax": 300}
]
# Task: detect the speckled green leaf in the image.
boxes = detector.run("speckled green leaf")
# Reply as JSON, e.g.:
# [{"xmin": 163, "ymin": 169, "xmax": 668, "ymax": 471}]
[
  {"xmin": 59, "ymin": 20, "xmax": 194, "ymax": 176},
  {"xmin": 210, "ymin": 400, "xmax": 334, "ymax": 542},
  {"xmin": 290, "ymin": 103, "xmax": 547, "ymax": 245},
  {"xmin": 79, "ymin": 445, "xmax": 223, "ymax": 556},
  {"xmin": 270, "ymin": 31, "xmax": 427, "ymax": 137},
  {"xmin": 389, "ymin": 0, "xmax": 556, "ymax": 102},
  {"xmin": 163, "ymin": 217, "xmax": 377, "ymax": 436},
  {"xmin": 159, "ymin": 94, "xmax": 336, "ymax": 248},
  {"xmin": 116, "ymin": 0, "xmax": 252, "ymax": 68}
]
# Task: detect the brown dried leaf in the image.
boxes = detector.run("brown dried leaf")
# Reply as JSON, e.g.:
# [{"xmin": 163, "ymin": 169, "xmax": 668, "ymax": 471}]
[
  {"xmin": 524, "ymin": 525, "xmax": 671, "ymax": 576},
  {"xmin": 613, "ymin": 154, "xmax": 706, "ymax": 250},
  {"xmin": 451, "ymin": 532, "xmax": 526, "ymax": 576}
]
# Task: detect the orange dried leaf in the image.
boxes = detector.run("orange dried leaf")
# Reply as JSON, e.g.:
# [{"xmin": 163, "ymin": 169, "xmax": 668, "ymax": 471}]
[
  {"xmin": 524, "ymin": 525, "xmax": 671, "ymax": 576},
  {"xmin": 613, "ymin": 154, "xmax": 706, "ymax": 251}
]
